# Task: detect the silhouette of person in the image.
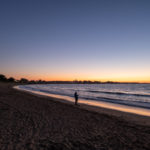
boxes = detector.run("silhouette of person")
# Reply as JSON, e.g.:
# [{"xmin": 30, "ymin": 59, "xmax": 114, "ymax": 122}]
[{"xmin": 74, "ymin": 92, "xmax": 78, "ymax": 105}]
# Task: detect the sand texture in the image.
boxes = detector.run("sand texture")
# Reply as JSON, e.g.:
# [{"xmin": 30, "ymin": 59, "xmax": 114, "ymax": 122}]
[{"xmin": 0, "ymin": 83, "xmax": 150, "ymax": 150}]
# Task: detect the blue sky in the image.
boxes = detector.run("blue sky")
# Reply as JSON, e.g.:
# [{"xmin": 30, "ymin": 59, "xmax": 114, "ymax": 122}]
[{"xmin": 0, "ymin": 0, "xmax": 150, "ymax": 82}]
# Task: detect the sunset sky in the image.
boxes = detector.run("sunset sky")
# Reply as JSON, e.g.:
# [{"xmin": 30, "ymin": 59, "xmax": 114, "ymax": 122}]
[{"xmin": 0, "ymin": 0, "xmax": 150, "ymax": 82}]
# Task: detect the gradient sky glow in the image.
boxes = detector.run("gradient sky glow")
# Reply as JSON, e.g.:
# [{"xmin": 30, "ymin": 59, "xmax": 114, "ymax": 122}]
[{"xmin": 0, "ymin": 0, "xmax": 150, "ymax": 82}]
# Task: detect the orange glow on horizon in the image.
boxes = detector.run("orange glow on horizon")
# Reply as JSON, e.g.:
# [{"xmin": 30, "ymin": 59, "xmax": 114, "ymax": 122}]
[
  {"xmin": 5, "ymin": 74, "xmax": 150, "ymax": 83},
  {"xmin": 2, "ymin": 69, "xmax": 150, "ymax": 83}
]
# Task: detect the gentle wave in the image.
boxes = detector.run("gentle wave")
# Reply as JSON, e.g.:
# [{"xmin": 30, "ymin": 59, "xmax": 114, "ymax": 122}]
[
  {"xmin": 19, "ymin": 86, "xmax": 74, "ymax": 98},
  {"xmin": 88, "ymin": 90, "xmax": 150, "ymax": 98},
  {"xmin": 94, "ymin": 96, "xmax": 150, "ymax": 109}
]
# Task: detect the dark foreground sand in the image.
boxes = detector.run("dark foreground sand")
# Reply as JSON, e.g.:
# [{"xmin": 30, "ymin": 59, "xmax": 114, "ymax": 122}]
[{"xmin": 0, "ymin": 83, "xmax": 150, "ymax": 150}]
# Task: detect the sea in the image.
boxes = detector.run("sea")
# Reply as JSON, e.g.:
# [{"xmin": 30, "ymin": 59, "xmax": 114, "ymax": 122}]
[{"xmin": 17, "ymin": 84, "xmax": 150, "ymax": 116}]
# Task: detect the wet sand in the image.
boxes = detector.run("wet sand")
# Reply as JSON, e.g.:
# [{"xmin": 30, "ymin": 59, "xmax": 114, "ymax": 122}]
[{"xmin": 0, "ymin": 83, "xmax": 150, "ymax": 150}]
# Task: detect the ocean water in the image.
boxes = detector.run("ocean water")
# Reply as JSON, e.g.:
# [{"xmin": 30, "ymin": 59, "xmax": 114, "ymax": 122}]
[{"xmin": 18, "ymin": 84, "xmax": 150, "ymax": 109}]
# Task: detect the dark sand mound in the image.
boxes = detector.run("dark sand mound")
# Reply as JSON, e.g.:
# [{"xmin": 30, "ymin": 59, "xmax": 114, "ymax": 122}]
[{"xmin": 0, "ymin": 83, "xmax": 150, "ymax": 150}]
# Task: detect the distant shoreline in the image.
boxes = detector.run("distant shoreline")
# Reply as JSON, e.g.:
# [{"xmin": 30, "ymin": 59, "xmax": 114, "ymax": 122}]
[
  {"xmin": 1, "ymin": 73, "xmax": 150, "ymax": 84},
  {"xmin": 17, "ymin": 81, "xmax": 150, "ymax": 84}
]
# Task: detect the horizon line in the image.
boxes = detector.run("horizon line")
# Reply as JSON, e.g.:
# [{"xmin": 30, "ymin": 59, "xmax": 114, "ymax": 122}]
[{"xmin": 1, "ymin": 74, "xmax": 150, "ymax": 83}]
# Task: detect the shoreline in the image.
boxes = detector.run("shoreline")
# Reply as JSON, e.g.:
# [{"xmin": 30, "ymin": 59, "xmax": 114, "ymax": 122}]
[
  {"xmin": 1, "ymin": 82, "xmax": 150, "ymax": 149},
  {"xmin": 16, "ymin": 84, "xmax": 150, "ymax": 110},
  {"xmin": 14, "ymin": 85, "xmax": 150, "ymax": 126}
]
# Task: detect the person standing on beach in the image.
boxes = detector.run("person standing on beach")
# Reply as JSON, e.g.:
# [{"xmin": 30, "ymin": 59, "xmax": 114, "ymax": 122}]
[{"xmin": 74, "ymin": 92, "xmax": 78, "ymax": 105}]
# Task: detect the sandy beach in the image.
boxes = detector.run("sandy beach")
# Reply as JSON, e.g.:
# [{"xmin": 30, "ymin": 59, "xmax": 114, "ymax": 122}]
[{"xmin": 0, "ymin": 83, "xmax": 150, "ymax": 150}]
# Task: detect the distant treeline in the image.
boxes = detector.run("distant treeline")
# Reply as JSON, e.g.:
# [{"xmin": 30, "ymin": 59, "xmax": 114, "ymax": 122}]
[
  {"xmin": 0, "ymin": 74, "xmax": 114, "ymax": 84},
  {"xmin": 0, "ymin": 74, "xmax": 142, "ymax": 84}
]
